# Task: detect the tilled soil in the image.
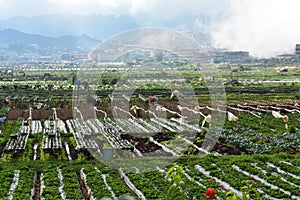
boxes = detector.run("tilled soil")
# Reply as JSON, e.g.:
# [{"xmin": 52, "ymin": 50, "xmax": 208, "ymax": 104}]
[
  {"xmin": 121, "ymin": 132, "xmax": 175, "ymax": 157},
  {"xmin": 76, "ymin": 171, "xmax": 90, "ymax": 200},
  {"xmin": 193, "ymin": 137, "xmax": 250, "ymax": 155},
  {"xmin": 32, "ymin": 171, "xmax": 41, "ymax": 200},
  {"xmin": 121, "ymin": 134, "xmax": 161, "ymax": 153}
]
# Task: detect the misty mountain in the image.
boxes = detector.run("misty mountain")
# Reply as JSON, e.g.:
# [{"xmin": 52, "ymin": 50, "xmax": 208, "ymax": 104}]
[
  {"xmin": 0, "ymin": 14, "xmax": 213, "ymax": 53},
  {"xmin": 0, "ymin": 14, "xmax": 139, "ymax": 40},
  {"xmin": 0, "ymin": 14, "xmax": 212, "ymax": 44},
  {"xmin": 0, "ymin": 29, "xmax": 101, "ymax": 50}
]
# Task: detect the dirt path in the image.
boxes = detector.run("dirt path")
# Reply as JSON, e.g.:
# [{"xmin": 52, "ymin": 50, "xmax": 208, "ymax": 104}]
[
  {"xmin": 32, "ymin": 171, "xmax": 41, "ymax": 200},
  {"xmin": 76, "ymin": 171, "xmax": 90, "ymax": 200}
]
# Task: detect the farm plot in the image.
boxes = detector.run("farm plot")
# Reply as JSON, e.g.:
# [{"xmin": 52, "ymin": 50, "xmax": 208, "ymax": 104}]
[
  {"xmin": 1, "ymin": 103, "xmax": 299, "ymax": 162},
  {"xmin": 42, "ymin": 120, "xmax": 62, "ymax": 150},
  {"xmin": 66, "ymin": 119, "xmax": 99, "ymax": 150},
  {"xmin": 176, "ymin": 154, "xmax": 300, "ymax": 200},
  {"xmin": 0, "ymin": 150, "xmax": 299, "ymax": 200},
  {"xmin": 8, "ymin": 168, "xmax": 35, "ymax": 199},
  {"xmin": 0, "ymin": 169, "xmax": 15, "ymax": 199},
  {"xmin": 42, "ymin": 166, "xmax": 63, "ymax": 199},
  {"xmin": 0, "ymin": 102, "xmax": 299, "ymax": 200},
  {"xmin": 31, "ymin": 120, "xmax": 43, "ymax": 134},
  {"xmin": 112, "ymin": 116, "xmax": 203, "ymax": 156},
  {"xmin": 3, "ymin": 110, "xmax": 297, "ymax": 160},
  {"xmin": 4, "ymin": 120, "xmax": 29, "ymax": 153}
]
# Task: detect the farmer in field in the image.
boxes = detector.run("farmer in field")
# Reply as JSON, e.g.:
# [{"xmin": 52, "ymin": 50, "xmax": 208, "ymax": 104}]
[{"xmin": 148, "ymin": 95, "xmax": 158, "ymax": 106}]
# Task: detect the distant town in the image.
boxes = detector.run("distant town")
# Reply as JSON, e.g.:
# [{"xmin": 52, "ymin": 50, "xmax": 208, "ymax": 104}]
[
  {"xmin": 2, "ymin": 28, "xmax": 300, "ymax": 69},
  {"xmin": 1, "ymin": 42, "xmax": 300, "ymax": 74}
]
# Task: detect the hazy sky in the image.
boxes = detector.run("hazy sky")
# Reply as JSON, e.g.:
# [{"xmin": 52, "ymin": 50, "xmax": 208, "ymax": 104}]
[
  {"xmin": 213, "ymin": 0, "xmax": 300, "ymax": 57},
  {"xmin": 0, "ymin": 0, "xmax": 229, "ymax": 19},
  {"xmin": 1, "ymin": 0, "xmax": 300, "ymax": 57}
]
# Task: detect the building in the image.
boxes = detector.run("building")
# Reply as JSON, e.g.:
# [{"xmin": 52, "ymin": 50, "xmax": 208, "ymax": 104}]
[
  {"xmin": 174, "ymin": 48, "xmax": 211, "ymax": 63},
  {"xmin": 212, "ymin": 50, "xmax": 250, "ymax": 63}
]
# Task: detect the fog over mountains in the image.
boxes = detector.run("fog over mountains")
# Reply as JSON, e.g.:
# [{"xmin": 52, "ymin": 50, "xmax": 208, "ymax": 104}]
[
  {"xmin": 0, "ymin": 14, "xmax": 212, "ymax": 51},
  {"xmin": 0, "ymin": 14, "xmax": 140, "ymax": 40},
  {"xmin": 0, "ymin": 14, "xmax": 212, "ymax": 39}
]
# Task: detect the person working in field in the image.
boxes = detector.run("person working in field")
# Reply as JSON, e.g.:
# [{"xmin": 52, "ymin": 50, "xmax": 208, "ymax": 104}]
[{"xmin": 148, "ymin": 95, "xmax": 158, "ymax": 105}]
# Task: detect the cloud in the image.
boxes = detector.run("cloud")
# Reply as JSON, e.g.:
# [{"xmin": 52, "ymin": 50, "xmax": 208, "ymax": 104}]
[
  {"xmin": 130, "ymin": 0, "xmax": 229, "ymax": 20},
  {"xmin": 0, "ymin": 0, "xmax": 229, "ymax": 19},
  {"xmin": 0, "ymin": 0, "xmax": 231, "ymax": 35},
  {"xmin": 212, "ymin": 0, "xmax": 300, "ymax": 57},
  {"xmin": 1, "ymin": 0, "xmax": 299, "ymax": 57},
  {"xmin": 0, "ymin": 0, "xmax": 132, "ymax": 18}
]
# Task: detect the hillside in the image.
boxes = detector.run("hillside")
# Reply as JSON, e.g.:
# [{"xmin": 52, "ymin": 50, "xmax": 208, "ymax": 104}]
[{"xmin": 0, "ymin": 29, "xmax": 100, "ymax": 51}]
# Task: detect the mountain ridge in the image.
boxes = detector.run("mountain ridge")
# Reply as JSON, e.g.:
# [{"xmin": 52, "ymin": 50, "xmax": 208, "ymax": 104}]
[
  {"xmin": 0, "ymin": 14, "xmax": 139, "ymax": 40},
  {"xmin": 0, "ymin": 28, "xmax": 101, "ymax": 51}
]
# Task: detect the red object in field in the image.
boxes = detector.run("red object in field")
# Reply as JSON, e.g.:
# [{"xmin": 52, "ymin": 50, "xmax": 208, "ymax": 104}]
[
  {"xmin": 204, "ymin": 188, "xmax": 216, "ymax": 198},
  {"xmin": 148, "ymin": 96, "xmax": 153, "ymax": 99}
]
